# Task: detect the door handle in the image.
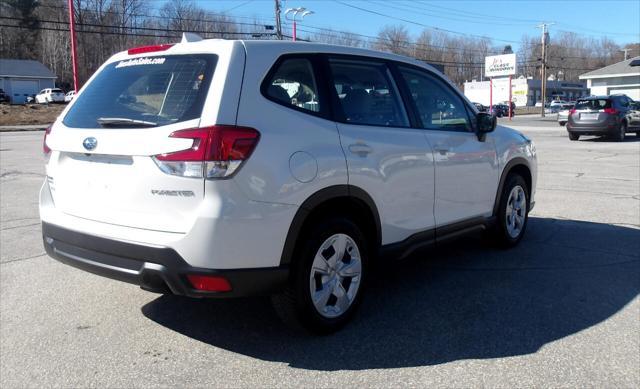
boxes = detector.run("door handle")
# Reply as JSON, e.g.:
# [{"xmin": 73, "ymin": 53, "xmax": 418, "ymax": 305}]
[
  {"xmin": 434, "ymin": 146, "xmax": 450, "ymax": 155},
  {"xmin": 348, "ymin": 143, "xmax": 373, "ymax": 156}
]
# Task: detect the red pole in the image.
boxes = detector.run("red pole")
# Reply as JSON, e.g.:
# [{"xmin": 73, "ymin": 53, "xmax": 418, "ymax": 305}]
[
  {"xmin": 508, "ymin": 75, "xmax": 512, "ymax": 121},
  {"xmin": 292, "ymin": 20, "xmax": 296, "ymax": 41},
  {"xmin": 489, "ymin": 77, "xmax": 493, "ymax": 115},
  {"xmin": 68, "ymin": 0, "xmax": 79, "ymax": 93}
]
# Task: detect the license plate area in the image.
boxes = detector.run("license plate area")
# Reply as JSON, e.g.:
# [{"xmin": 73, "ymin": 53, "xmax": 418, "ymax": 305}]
[{"xmin": 580, "ymin": 113, "xmax": 599, "ymax": 120}]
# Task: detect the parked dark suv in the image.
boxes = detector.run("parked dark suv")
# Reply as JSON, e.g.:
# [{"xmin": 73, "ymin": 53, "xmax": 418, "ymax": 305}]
[{"xmin": 567, "ymin": 95, "xmax": 640, "ymax": 141}]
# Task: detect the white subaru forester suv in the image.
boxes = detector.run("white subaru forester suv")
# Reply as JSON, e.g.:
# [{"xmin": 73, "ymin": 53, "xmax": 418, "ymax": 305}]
[{"xmin": 40, "ymin": 36, "xmax": 537, "ymax": 333}]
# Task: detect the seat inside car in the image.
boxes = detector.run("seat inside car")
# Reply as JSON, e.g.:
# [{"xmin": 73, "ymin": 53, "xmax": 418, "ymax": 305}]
[
  {"xmin": 342, "ymin": 89, "xmax": 372, "ymax": 123},
  {"xmin": 268, "ymin": 84, "xmax": 291, "ymax": 105}
]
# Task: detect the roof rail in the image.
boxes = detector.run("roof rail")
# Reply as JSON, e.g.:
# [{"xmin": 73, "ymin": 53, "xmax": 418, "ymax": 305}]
[{"xmin": 181, "ymin": 32, "xmax": 203, "ymax": 43}]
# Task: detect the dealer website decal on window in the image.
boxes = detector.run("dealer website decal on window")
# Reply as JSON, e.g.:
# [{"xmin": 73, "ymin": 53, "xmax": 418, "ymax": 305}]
[{"xmin": 116, "ymin": 57, "xmax": 166, "ymax": 68}]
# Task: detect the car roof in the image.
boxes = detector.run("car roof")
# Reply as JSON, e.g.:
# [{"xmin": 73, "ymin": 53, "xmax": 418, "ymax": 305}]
[
  {"xmin": 118, "ymin": 39, "xmax": 442, "ymax": 75},
  {"xmin": 243, "ymin": 40, "xmax": 444, "ymax": 75},
  {"xmin": 578, "ymin": 95, "xmax": 611, "ymax": 100}
]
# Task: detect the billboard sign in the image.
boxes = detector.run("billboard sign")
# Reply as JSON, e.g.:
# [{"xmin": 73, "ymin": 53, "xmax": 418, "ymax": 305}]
[{"xmin": 485, "ymin": 53, "xmax": 516, "ymax": 77}]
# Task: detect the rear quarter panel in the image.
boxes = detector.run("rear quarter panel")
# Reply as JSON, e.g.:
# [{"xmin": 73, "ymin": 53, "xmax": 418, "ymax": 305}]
[{"xmin": 232, "ymin": 44, "xmax": 348, "ymax": 206}]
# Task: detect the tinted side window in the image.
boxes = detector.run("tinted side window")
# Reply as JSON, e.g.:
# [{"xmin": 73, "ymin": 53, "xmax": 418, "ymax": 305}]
[
  {"xmin": 398, "ymin": 66, "xmax": 471, "ymax": 131},
  {"xmin": 328, "ymin": 58, "xmax": 409, "ymax": 127},
  {"xmin": 618, "ymin": 97, "xmax": 630, "ymax": 107},
  {"xmin": 265, "ymin": 58, "xmax": 320, "ymax": 113}
]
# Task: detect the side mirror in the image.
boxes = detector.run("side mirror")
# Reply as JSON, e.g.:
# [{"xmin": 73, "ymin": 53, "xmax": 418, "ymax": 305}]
[{"xmin": 476, "ymin": 112, "xmax": 496, "ymax": 141}]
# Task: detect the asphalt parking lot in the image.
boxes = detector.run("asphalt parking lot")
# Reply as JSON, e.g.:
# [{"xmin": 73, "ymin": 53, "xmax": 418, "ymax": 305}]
[{"xmin": 1, "ymin": 116, "xmax": 638, "ymax": 387}]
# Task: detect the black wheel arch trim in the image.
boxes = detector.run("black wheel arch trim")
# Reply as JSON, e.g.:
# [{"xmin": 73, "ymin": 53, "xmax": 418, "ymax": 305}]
[
  {"xmin": 279, "ymin": 185, "xmax": 382, "ymax": 266},
  {"xmin": 492, "ymin": 157, "xmax": 532, "ymax": 216}
]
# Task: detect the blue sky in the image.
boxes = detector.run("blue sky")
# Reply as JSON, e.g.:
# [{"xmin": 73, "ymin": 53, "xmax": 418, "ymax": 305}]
[{"xmin": 170, "ymin": 0, "xmax": 640, "ymax": 50}]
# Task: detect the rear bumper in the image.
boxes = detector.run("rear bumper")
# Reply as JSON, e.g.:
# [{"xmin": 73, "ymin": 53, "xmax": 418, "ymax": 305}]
[
  {"xmin": 42, "ymin": 222, "xmax": 289, "ymax": 298},
  {"xmin": 567, "ymin": 118, "xmax": 618, "ymax": 135}
]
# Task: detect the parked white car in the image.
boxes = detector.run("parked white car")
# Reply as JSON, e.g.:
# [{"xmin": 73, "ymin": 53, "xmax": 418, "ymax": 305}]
[
  {"xmin": 549, "ymin": 100, "xmax": 567, "ymax": 106},
  {"xmin": 40, "ymin": 38, "xmax": 537, "ymax": 333},
  {"xmin": 35, "ymin": 88, "xmax": 65, "ymax": 104},
  {"xmin": 64, "ymin": 91, "xmax": 75, "ymax": 103}
]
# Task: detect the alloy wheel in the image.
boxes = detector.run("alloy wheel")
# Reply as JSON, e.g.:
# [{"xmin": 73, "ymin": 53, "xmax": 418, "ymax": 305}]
[
  {"xmin": 309, "ymin": 233, "xmax": 362, "ymax": 318},
  {"xmin": 505, "ymin": 185, "xmax": 527, "ymax": 238}
]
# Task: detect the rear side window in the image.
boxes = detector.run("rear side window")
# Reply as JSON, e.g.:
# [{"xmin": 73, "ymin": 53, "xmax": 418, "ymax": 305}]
[
  {"xmin": 575, "ymin": 99, "xmax": 611, "ymax": 110},
  {"xmin": 329, "ymin": 58, "xmax": 409, "ymax": 127},
  {"xmin": 264, "ymin": 58, "xmax": 321, "ymax": 113},
  {"xmin": 398, "ymin": 66, "xmax": 471, "ymax": 131},
  {"xmin": 63, "ymin": 55, "xmax": 216, "ymax": 128}
]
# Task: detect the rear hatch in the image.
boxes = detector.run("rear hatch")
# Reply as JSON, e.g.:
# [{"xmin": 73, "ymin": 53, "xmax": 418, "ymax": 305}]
[
  {"xmin": 45, "ymin": 52, "xmax": 218, "ymax": 233},
  {"xmin": 571, "ymin": 98, "xmax": 613, "ymax": 123},
  {"xmin": 51, "ymin": 88, "xmax": 65, "ymax": 100}
]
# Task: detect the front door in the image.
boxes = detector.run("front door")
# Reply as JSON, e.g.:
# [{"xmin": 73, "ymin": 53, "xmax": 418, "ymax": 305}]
[
  {"xmin": 395, "ymin": 65, "xmax": 499, "ymax": 227},
  {"xmin": 327, "ymin": 57, "xmax": 436, "ymax": 244}
]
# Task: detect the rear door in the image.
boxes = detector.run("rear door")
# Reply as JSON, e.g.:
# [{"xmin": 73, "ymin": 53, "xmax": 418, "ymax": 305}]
[
  {"xmin": 618, "ymin": 96, "xmax": 639, "ymax": 129},
  {"xmin": 395, "ymin": 65, "xmax": 499, "ymax": 226},
  {"xmin": 629, "ymin": 101, "xmax": 640, "ymax": 128},
  {"xmin": 45, "ymin": 53, "xmax": 221, "ymax": 233},
  {"xmin": 327, "ymin": 56, "xmax": 436, "ymax": 244}
]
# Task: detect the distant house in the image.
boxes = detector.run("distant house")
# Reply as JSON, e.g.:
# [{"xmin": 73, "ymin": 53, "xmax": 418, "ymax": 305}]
[
  {"xmin": 0, "ymin": 59, "xmax": 57, "ymax": 104},
  {"xmin": 579, "ymin": 56, "xmax": 640, "ymax": 100}
]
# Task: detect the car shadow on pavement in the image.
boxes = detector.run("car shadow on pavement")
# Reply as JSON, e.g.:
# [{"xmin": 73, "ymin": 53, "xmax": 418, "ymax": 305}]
[
  {"xmin": 141, "ymin": 217, "xmax": 640, "ymax": 371},
  {"xmin": 579, "ymin": 135, "xmax": 640, "ymax": 142}
]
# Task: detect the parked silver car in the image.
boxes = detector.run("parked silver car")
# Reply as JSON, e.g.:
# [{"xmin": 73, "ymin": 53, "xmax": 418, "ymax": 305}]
[{"xmin": 557, "ymin": 104, "xmax": 573, "ymax": 126}]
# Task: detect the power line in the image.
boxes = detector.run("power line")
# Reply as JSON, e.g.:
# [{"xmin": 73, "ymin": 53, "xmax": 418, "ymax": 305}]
[
  {"xmin": 368, "ymin": 1, "xmax": 535, "ymax": 27},
  {"xmin": 332, "ymin": 0, "xmax": 524, "ymax": 45},
  {"xmin": 37, "ymin": 3, "xmax": 277, "ymax": 27},
  {"xmin": 295, "ymin": 24, "xmax": 505, "ymax": 55},
  {"xmin": 0, "ymin": 15, "xmax": 274, "ymax": 37},
  {"xmin": 410, "ymin": 1, "xmax": 546, "ymax": 24}
]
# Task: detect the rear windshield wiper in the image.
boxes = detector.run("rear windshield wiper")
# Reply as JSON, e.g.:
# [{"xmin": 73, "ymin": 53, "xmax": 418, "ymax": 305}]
[{"xmin": 97, "ymin": 117, "xmax": 157, "ymax": 128}]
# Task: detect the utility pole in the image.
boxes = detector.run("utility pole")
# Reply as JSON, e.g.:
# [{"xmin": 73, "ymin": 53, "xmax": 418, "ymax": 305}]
[
  {"xmin": 537, "ymin": 23, "xmax": 553, "ymax": 117},
  {"xmin": 275, "ymin": 0, "xmax": 282, "ymax": 40}
]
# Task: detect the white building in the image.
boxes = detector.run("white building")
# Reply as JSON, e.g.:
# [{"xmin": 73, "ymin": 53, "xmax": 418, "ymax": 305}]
[
  {"xmin": 464, "ymin": 77, "xmax": 588, "ymax": 107},
  {"xmin": 579, "ymin": 56, "xmax": 640, "ymax": 100}
]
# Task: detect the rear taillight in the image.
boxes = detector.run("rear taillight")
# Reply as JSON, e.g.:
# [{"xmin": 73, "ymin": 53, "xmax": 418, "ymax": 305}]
[
  {"xmin": 127, "ymin": 44, "xmax": 174, "ymax": 55},
  {"xmin": 43, "ymin": 126, "xmax": 52, "ymax": 156},
  {"xmin": 153, "ymin": 125, "xmax": 260, "ymax": 179},
  {"xmin": 569, "ymin": 108, "xmax": 576, "ymax": 115},
  {"xmin": 603, "ymin": 108, "xmax": 618, "ymax": 114}
]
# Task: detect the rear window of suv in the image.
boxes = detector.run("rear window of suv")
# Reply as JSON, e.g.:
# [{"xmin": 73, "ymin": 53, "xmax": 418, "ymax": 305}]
[
  {"xmin": 63, "ymin": 54, "xmax": 216, "ymax": 128},
  {"xmin": 575, "ymin": 99, "xmax": 611, "ymax": 110}
]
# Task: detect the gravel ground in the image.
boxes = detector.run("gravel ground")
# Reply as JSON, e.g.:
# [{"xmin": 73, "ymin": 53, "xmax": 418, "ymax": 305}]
[
  {"xmin": 1, "ymin": 117, "xmax": 638, "ymax": 387},
  {"xmin": 0, "ymin": 104, "xmax": 65, "ymax": 127}
]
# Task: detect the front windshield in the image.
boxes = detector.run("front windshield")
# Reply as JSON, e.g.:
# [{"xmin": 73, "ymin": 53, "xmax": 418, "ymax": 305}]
[{"xmin": 63, "ymin": 54, "xmax": 217, "ymax": 128}]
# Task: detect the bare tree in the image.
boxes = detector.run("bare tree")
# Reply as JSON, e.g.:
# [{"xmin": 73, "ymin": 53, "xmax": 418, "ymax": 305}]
[
  {"xmin": 375, "ymin": 25, "xmax": 411, "ymax": 56},
  {"xmin": 4, "ymin": 0, "xmax": 40, "ymax": 58}
]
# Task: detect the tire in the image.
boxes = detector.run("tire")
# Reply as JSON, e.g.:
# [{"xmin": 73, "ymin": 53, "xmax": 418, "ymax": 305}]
[
  {"xmin": 271, "ymin": 216, "xmax": 368, "ymax": 334},
  {"xmin": 488, "ymin": 174, "xmax": 529, "ymax": 248},
  {"xmin": 568, "ymin": 132, "xmax": 579, "ymax": 141},
  {"xmin": 559, "ymin": 121, "xmax": 566, "ymax": 126},
  {"xmin": 614, "ymin": 121, "xmax": 627, "ymax": 142}
]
